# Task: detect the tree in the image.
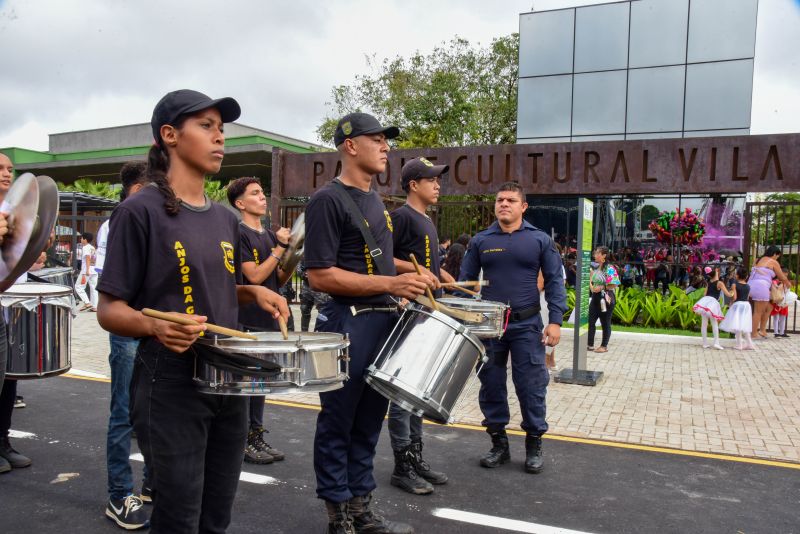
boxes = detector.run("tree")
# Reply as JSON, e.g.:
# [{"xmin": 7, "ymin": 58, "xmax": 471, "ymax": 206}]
[{"xmin": 317, "ymin": 34, "xmax": 519, "ymax": 149}]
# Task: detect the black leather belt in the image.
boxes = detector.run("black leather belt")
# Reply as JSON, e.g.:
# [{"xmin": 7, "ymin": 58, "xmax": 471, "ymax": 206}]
[
  {"xmin": 508, "ymin": 304, "xmax": 541, "ymax": 322},
  {"xmin": 350, "ymin": 304, "xmax": 398, "ymax": 316}
]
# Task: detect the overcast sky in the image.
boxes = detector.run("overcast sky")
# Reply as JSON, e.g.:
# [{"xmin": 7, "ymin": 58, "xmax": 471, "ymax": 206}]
[{"xmin": 0, "ymin": 0, "xmax": 798, "ymax": 151}]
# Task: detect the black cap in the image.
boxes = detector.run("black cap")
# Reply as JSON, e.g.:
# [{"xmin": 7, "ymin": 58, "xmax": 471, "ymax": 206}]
[
  {"xmin": 151, "ymin": 89, "xmax": 241, "ymax": 145},
  {"xmin": 333, "ymin": 112, "xmax": 399, "ymax": 147},
  {"xmin": 401, "ymin": 157, "xmax": 449, "ymax": 188}
]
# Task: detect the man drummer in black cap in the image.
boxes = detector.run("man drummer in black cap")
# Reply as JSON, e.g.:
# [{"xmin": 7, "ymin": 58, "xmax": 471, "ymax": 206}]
[
  {"xmin": 304, "ymin": 113, "xmax": 433, "ymax": 534},
  {"xmin": 386, "ymin": 157, "xmax": 452, "ymax": 495}
]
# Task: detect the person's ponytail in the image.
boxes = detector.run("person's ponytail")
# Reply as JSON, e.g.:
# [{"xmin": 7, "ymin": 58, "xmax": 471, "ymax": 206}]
[{"xmin": 147, "ymin": 143, "xmax": 181, "ymax": 216}]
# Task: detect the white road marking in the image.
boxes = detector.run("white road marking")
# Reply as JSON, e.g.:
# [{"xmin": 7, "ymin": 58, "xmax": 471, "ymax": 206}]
[
  {"xmin": 65, "ymin": 368, "xmax": 108, "ymax": 379},
  {"xmin": 432, "ymin": 508, "xmax": 595, "ymax": 534},
  {"xmin": 9, "ymin": 430, "xmax": 36, "ymax": 439},
  {"xmin": 129, "ymin": 454, "xmax": 279, "ymax": 485}
]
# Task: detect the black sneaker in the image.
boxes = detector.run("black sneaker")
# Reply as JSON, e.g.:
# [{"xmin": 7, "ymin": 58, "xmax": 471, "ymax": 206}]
[
  {"xmin": 105, "ymin": 494, "xmax": 149, "ymax": 530},
  {"xmin": 140, "ymin": 486, "xmax": 153, "ymax": 504},
  {"xmin": 13, "ymin": 396, "xmax": 25, "ymax": 409}
]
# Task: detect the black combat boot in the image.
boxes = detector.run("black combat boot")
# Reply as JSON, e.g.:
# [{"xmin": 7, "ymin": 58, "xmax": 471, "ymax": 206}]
[
  {"xmin": 409, "ymin": 439, "xmax": 447, "ymax": 485},
  {"xmin": 479, "ymin": 429, "xmax": 510, "ymax": 468},
  {"xmin": 390, "ymin": 447, "xmax": 433, "ymax": 495},
  {"xmin": 0, "ymin": 437, "xmax": 31, "ymax": 468},
  {"xmin": 244, "ymin": 427, "xmax": 274, "ymax": 464},
  {"xmin": 325, "ymin": 500, "xmax": 354, "ymax": 534},
  {"xmin": 349, "ymin": 492, "xmax": 414, "ymax": 534},
  {"xmin": 524, "ymin": 434, "xmax": 544, "ymax": 474}
]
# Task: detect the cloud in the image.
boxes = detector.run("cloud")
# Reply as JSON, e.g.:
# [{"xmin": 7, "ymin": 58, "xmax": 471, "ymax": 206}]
[{"xmin": 0, "ymin": 0, "xmax": 797, "ymax": 152}]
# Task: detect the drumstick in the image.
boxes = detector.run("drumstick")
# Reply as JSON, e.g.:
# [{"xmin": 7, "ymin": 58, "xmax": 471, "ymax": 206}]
[
  {"xmin": 409, "ymin": 253, "xmax": 439, "ymax": 311},
  {"xmin": 444, "ymin": 284, "xmax": 481, "ymax": 297},
  {"xmin": 440, "ymin": 280, "xmax": 489, "ymax": 287},
  {"xmin": 142, "ymin": 308, "xmax": 257, "ymax": 341},
  {"xmin": 278, "ymin": 315, "xmax": 289, "ymax": 340}
]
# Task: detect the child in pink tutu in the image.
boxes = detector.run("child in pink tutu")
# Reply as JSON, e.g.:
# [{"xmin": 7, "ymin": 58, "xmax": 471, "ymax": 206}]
[
  {"xmin": 692, "ymin": 265, "xmax": 732, "ymax": 350},
  {"xmin": 719, "ymin": 267, "xmax": 755, "ymax": 350}
]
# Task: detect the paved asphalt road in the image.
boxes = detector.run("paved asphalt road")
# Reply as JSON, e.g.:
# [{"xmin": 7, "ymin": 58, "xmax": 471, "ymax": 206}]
[{"xmin": 0, "ymin": 376, "xmax": 798, "ymax": 534}]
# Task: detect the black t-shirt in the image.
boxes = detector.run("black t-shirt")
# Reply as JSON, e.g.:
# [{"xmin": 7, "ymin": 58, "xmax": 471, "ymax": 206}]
[
  {"xmin": 304, "ymin": 180, "xmax": 395, "ymax": 305},
  {"xmin": 238, "ymin": 222, "xmax": 279, "ymax": 331},
  {"xmin": 97, "ymin": 185, "xmax": 242, "ymax": 330},
  {"xmin": 390, "ymin": 204, "xmax": 441, "ymax": 277}
]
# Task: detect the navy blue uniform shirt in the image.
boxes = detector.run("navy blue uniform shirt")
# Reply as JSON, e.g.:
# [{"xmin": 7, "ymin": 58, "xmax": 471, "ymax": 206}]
[
  {"xmin": 304, "ymin": 181, "xmax": 396, "ymax": 305},
  {"xmin": 459, "ymin": 220, "xmax": 566, "ymax": 325},
  {"xmin": 390, "ymin": 204, "xmax": 441, "ymax": 277},
  {"xmin": 238, "ymin": 222, "xmax": 280, "ymax": 331}
]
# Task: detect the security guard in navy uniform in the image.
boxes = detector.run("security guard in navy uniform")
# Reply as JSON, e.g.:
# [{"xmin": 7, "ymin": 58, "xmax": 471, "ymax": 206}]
[
  {"xmin": 459, "ymin": 181, "xmax": 566, "ymax": 474},
  {"xmin": 304, "ymin": 113, "xmax": 434, "ymax": 534}
]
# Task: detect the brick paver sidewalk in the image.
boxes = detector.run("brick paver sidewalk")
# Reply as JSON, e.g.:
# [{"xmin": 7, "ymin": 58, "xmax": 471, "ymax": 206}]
[{"xmin": 68, "ymin": 310, "xmax": 800, "ymax": 463}]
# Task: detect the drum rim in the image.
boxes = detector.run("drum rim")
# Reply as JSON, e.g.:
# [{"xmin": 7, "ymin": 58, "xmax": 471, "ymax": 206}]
[
  {"xmin": 197, "ymin": 332, "xmax": 349, "ymax": 354},
  {"xmin": 436, "ymin": 297, "xmax": 508, "ymax": 311},
  {"xmin": 404, "ymin": 303, "xmax": 486, "ymax": 353},
  {"xmin": 3, "ymin": 282, "xmax": 73, "ymax": 297}
]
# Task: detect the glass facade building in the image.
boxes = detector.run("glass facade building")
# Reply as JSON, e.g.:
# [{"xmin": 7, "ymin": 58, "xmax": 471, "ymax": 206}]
[
  {"xmin": 517, "ymin": 0, "xmax": 757, "ymax": 258},
  {"xmin": 517, "ymin": 0, "xmax": 758, "ymax": 143}
]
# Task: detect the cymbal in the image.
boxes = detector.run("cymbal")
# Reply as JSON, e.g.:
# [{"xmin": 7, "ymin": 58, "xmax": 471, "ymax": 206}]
[
  {"xmin": 0, "ymin": 173, "xmax": 40, "ymax": 291},
  {"xmin": 279, "ymin": 212, "xmax": 305, "ymax": 274}
]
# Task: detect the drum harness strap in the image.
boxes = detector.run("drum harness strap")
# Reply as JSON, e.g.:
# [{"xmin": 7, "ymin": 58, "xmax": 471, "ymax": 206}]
[
  {"xmin": 329, "ymin": 179, "xmax": 395, "ymax": 276},
  {"xmin": 330, "ymin": 179, "xmax": 401, "ymax": 317}
]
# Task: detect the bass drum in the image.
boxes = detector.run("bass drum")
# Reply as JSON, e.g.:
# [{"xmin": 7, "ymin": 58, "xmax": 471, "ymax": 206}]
[
  {"xmin": 367, "ymin": 303, "xmax": 486, "ymax": 424},
  {"xmin": 2, "ymin": 283, "xmax": 73, "ymax": 378}
]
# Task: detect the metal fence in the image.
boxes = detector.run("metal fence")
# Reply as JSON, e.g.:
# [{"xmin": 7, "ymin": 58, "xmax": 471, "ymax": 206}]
[{"xmin": 744, "ymin": 201, "xmax": 800, "ymax": 333}]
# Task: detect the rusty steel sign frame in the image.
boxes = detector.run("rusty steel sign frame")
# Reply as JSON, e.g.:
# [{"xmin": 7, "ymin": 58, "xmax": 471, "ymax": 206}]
[{"xmin": 270, "ymin": 133, "xmax": 800, "ymax": 223}]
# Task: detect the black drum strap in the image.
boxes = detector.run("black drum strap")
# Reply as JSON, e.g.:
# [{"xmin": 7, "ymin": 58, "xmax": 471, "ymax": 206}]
[
  {"xmin": 330, "ymin": 179, "xmax": 394, "ymax": 276},
  {"xmin": 191, "ymin": 342, "xmax": 281, "ymax": 378}
]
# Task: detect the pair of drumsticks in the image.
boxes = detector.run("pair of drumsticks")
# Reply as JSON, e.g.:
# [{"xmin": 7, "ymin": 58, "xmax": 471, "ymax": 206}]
[
  {"xmin": 142, "ymin": 308, "xmax": 288, "ymax": 341},
  {"xmin": 144, "ymin": 259, "xmax": 485, "ymax": 340}
]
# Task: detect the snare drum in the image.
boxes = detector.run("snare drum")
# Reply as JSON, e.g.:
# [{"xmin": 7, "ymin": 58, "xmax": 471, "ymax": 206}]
[
  {"xmin": 194, "ymin": 331, "xmax": 349, "ymax": 396},
  {"xmin": 436, "ymin": 297, "xmax": 508, "ymax": 338},
  {"xmin": 2, "ymin": 283, "xmax": 73, "ymax": 378},
  {"xmin": 33, "ymin": 267, "xmax": 74, "ymax": 288},
  {"xmin": 366, "ymin": 303, "xmax": 486, "ymax": 424}
]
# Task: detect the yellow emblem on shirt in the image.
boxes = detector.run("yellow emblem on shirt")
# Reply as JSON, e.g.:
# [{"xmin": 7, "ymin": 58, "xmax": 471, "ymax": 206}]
[
  {"xmin": 384, "ymin": 210, "xmax": 393, "ymax": 233},
  {"xmin": 220, "ymin": 241, "xmax": 235, "ymax": 274}
]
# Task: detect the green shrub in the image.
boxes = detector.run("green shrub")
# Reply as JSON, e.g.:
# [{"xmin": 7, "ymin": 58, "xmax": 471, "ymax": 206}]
[{"xmin": 612, "ymin": 288, "xmax": 641, "ymax": 326}]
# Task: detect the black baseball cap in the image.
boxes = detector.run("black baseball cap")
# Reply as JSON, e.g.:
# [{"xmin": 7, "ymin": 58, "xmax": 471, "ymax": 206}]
[
  {"xmin": 333, "ymin": 112, "xmax": 399, "ymax": 147},
  {"xmin": 151, "ymin": 89, "xmax": 241, "ymax": 145},
  {"xmin": 401, "ymin": 157, "xmax": 449, "ymax": 187}
]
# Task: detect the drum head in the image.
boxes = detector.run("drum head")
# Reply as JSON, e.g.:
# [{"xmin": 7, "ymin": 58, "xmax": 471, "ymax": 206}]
[
  {"xmin": 3, "ymin": 282, "xmax": 73, "ymax": 298},
  {"xmin": 198, "ymin": 331, "xmax": 348, "ymax": 354}
]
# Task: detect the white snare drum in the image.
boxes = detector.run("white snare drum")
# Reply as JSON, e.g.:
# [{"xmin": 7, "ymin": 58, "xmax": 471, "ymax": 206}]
[
  {"xmin": 367, "ymin": 303, "xmax": 486, "ymax": 424},
  {"xmin": 436, "ymin": 297, "xmax": 508, "ymax": 338},
  {"xmin": 194, "ymin": 331, "xmax": 349, "ymax": 396},
  {"xmin": 2, "ymin": 283, "xmax": 73, "ymax": 378}
]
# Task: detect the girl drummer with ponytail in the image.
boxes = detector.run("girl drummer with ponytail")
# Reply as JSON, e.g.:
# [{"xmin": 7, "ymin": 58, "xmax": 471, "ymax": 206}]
[{"xmin": 97, "ymin": 89, "xmax": 289, "ymax": 533}]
